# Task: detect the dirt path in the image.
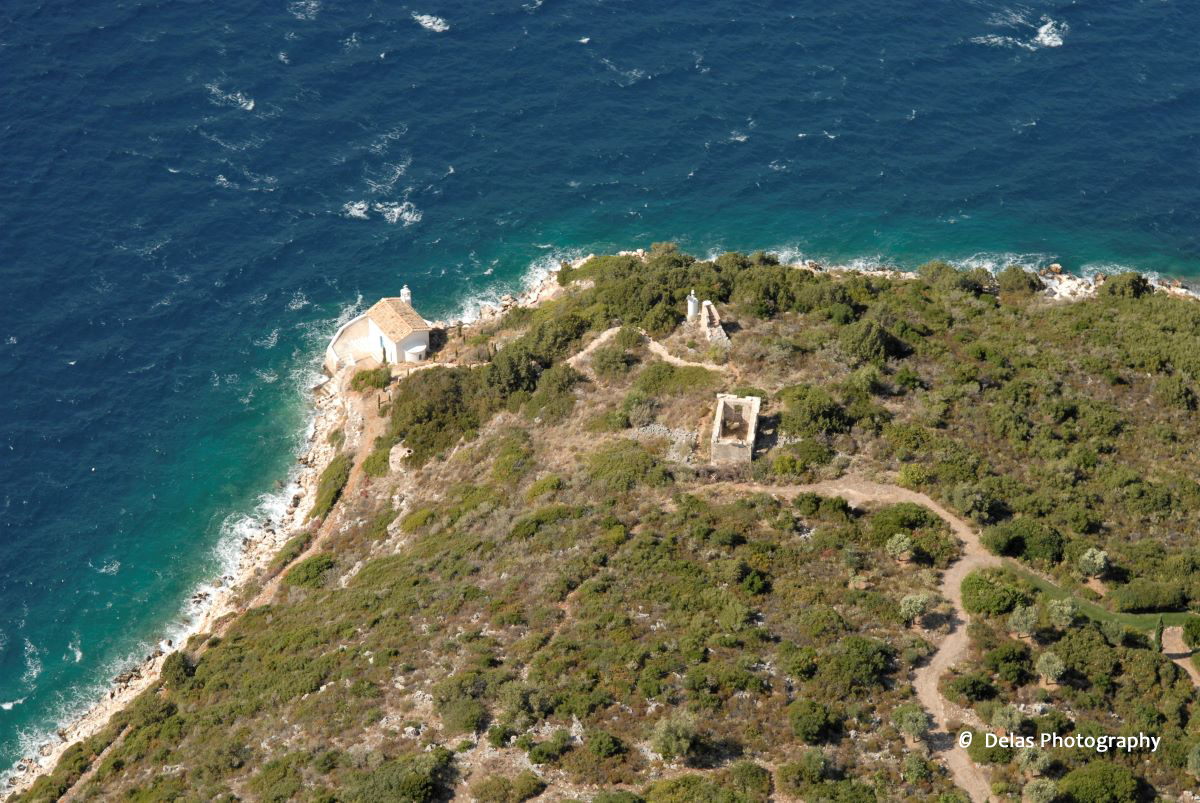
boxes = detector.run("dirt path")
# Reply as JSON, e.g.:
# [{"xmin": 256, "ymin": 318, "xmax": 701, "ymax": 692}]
[
  {"xmin": 567, "ymin": 326, "xmax": 730, "ymax": 375},
  {"xmin": 1163, "ymin": 627, "xmax": 1200, "ymax": 687},
  {"xmin": 700, "ymin": 477, "xmax": 999, "ymax": 803}
]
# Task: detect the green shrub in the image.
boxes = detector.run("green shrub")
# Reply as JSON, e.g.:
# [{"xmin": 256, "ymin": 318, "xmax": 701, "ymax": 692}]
[
  {"xmin": 815, "ymin": 636, "xmax": 893, "ymax": 696},
  {"xmin": 160, "ymin": 651, "xmax": 194, "ymax": 690},
  {"xmin": 632, "ymin": 362, "xmax": 718, "ymax": 396},
  {"xmin": 249, "ymin": 754, "xmax": 304, "ymax": 803},
  {"xmin": 362, "ymin": 445, "xmax": 390, "ymax": 477},
  {"xmin": 527, "ymin": 729, "xmax": 572, "ymax": 764},
  {"xmin": 524, "ymin": 474, "xmax": 564, "ymax": 501},
  {"xmin": 726, "ymin": 761, "xmax": 771, "ymax": 801},
  {"xmin": 587, "ymin": 440, "xmax": 671, "ymax": 492},
  {"xmin": 470, "ymin": 771, "xmax": 546, "ymax": 803},
  {"xmin": 1155, "ymin": 375, "xmax": 1197, "ymax": 411},
  {"xmin": 839, "ymin": 319, "xmax": 902, "ymax": 365},
  {"xmin": 778, "ymin": 749, "xmax": 827, "ymax": 792},
  {"xmin": 997, "ymin": 265, "xmax": 1044, "ymax": 295},
  {"xmin": 592, "ymin": 343, "xmax": 635, "ymax": 378},
  {"xmin": 282, "ymin": 553, "xmax": 335, "ymax": 588},
  {"xmin": 981, "ymin": 519, "xmax": 1063, "ymax": 566},
  {"xmin": 947, "ymin": 672, "xmax": 996, "ymax": 701},
  {"xmin": 307, "ymin": 453, "xmax": 351, "ymax": 520},
  {"xmin": 1108, "ymin": 579, "xmax": 1186, "ymax": 613},
  {"xmin": 961, "ymin": 569, "xmax": 1028, "ymax": 616},
  {"xmin": 1058, "ymin": 761, "xmax": 1139, "ymax": 802},
  {"xmin": 1100, "ymin": 272, "xmax": 1152, "ymax": 299},
  {"xmin": 401, "ymin": 506, "xmax": 436, "ymax": 532},
  {"xmin": 350, "ymin": 365, "xmax": 390, "ymax": 391},
  {"xmin": 651, "ymin": 711, "xmax": 697, "ymax": 760},
  {"xmin": 778, "ymin": 384, "xmax": 851, "ymax": 436},
  {"xmin": 1183, "ymin": 617, "xmax": 1200, "ymax": 650},
  {"xmin": 586, "ymin": 730, "xmax": 625, "ymax": 758},
  {"xmin": 788, "ymin": 699, "xmax": 839, "ymax": 743},
  {"xmin": 342, "ymin": 749, "xmax": 454, "ymax": 803},
  {"xmin": 965, "ymin": 730, "xmax": 1012, "ymax": 765}
]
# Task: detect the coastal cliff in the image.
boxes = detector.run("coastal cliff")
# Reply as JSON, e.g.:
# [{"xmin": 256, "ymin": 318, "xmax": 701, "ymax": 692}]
[{"xmin": 11, "ymin": 247, "xmax": 1200, "ymax": 803}]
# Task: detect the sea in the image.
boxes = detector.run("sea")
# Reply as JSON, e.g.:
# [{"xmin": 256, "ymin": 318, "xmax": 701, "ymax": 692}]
[{"xmin": 2, "ymin": 0, "xmax": 1200, "ymax": 778}]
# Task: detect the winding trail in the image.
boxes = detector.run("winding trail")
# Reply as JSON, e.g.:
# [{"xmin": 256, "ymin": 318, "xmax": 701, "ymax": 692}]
[{"xmin": 699, "ymin": 477, "xmax": 1000, "ymax": 803}]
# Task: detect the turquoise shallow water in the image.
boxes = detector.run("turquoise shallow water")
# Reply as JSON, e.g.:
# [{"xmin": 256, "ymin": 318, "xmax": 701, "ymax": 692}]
[{"xmin": 3, "ymin": 0, "xmax": 1200, "ymax": 775}]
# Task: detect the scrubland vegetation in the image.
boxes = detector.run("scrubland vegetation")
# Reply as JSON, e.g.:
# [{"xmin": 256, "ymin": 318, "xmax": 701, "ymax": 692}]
[{"xmin": 18, "ymin": 245, "xmax": 1200, "ymax": 802}]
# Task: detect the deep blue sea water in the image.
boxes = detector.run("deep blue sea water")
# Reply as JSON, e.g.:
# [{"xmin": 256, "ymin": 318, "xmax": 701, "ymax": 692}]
[{"xmin": 3, "ymin": 0, "xmax": 1200, "ymax": 775}]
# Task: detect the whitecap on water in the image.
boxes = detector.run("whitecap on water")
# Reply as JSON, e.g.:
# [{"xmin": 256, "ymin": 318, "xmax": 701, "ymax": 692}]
[
  {"xmin": 971, "ymin": 13, "xmax": 1066, "ymax": 51},
  {"xmin": 254, "ymin": 328, "xmax": 280, "ymax": 349},
  {"xmin": 21, "ymin": 640, "xmax": 42, "ymax": 686},
  {"xmin": 205, "ymin": 82, "xmax": 255, "ymax": 111},
  {"xmin": 372, "ymin": 201, "xmax": 422, "ymax": 226},
  {"xmin": 342, "ymin": 200, "xmax": 370, "ymax": 219},
  {"xmin": 88, "ymin": 559, "xmax": 121, "ymax": 575},
  {"xmin": 287, "ymin": 291, "xmax": 310, "ymax": 311},
  {"xmin": 288, "ymin": 0, "xmax": 320, "ymax": 20},
  {"xmin": 412, "ymin": 13, "xmax": 450, "ymax": 32},
  {"xmin": 1034, "ymin": 17, "xmax": 1067, "ymax": 48}
]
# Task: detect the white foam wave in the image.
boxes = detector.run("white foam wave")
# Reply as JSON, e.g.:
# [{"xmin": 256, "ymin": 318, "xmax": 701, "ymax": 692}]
[
  {"xmin": 288, "ymin": 291, "xmax": 310, "ymax": 311},
  {"xmin": 255, "ymin": 328, "xmax": 279, "ymax": 349},
  {"xmin": 412, "ymin": 13, "xmax": 450, "ymax": 32},
  {"xmin": 1, "ymin": 698, "xmax": 25, "ymax": 712},
  {"xmin": 205, "ymin": 83, "xmax": 255, "ymax": 111},
  {"xmin": 288, "ymin": 0, "xmax": 320, "ymax": 20},
  {"xmin": 88, "ymin": 559, "xmax": 120, "ymax": 576},
  {"xmin": 446, "ymin": 247, "xmax": 586, "ymax": 325},
  {"xmin": 1034, "ymin": 17, "xmax": 1067, "ymax": 48},
  {"xmin": 21, "ymin": 640, "xmax": 41, "ymax": 686},
  {"xmin": 342, "ymin": 201, "xmax": 370, "ymax": 220},
  {"xmin": 972, "ymin": 13, "xmax": 1066, "ymax": 51},
  {"xmin": 365, "ymin": 157, "xmax": 412, "ymax": 194},
  {"xmin": 373, "ymin": 201, "xmax": 422, "ymax": 226},
  {"xmin": 67, "ymin": 638, "xmax": 82, "ymax": 664}
]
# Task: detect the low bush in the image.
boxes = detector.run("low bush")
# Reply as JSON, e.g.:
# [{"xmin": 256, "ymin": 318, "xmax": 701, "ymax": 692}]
[
  {"xmin": 349, "ymin": 365, "xmax": 390, "ymax": 392},
  {"xmin": 587, "ymin": 441, "xmax": 671, "ymax": 492},
  {"xmin": 307, "ymin": 453, "xmax": 351, "ymax": 521},
  {"xmin": 961, "ymin": 569, "xmax": 1028, "ymax": 616},
  {"xmin": 1108, "ymin": 579, "xmax": 1186, "ymax": 613},
  {"xmin": 282, "ymin": 553, "xmax": 335, "ymax": 588}
]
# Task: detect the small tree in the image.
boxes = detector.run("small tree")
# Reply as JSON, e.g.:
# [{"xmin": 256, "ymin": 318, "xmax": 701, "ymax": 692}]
[
  {"xmin": 991, "ymin": 704, "xmax": 1024, "ymax": 734},
  {"xmin": 1154, "ymin": 616, "xmax": 1165, "ymax": 653},
  {"xmin": 1007, "ymin": 605, "xmax": 1038, "ymax": 638},
  {"xmin": 886, "ymin": 532, "xmax": 914, "ymax": 562},
  {"xmin": 1078, "ymin": 547, "xmax": 1109, "ymax": 578},
  {"xmin": 900, "ymin": 594, "xmax": 929, "ymax": 627},
  {"xmin": 651, "ymin": 712, "xmax": 697, "ymax": 761},
  {"xmin": 1017, "ymin": 746, "xmax": 1052, "ymax": 778},
  {"xmin": 1035, "ymin": 651, "xmax": 1065, "ymax": 686},
  {"xmin": 1187, "ymin": 743, "xmax": 1200, "ymax": 778},
  {"xmin": 1047, "ymin": 598, "xmax": 1079, "ymax": 630},
  {"xmin": 1023, "ymin": 778, "xmax": 1058, "ymax": 803},
  {"xmin": 891, "ymin": 703, "xmax": 930, "ymax": 743}
]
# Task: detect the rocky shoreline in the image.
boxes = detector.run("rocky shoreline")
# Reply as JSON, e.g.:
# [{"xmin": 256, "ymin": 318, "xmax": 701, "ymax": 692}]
[{"xmin": 3, "ymin": 390, "xmax": 348, "ymax": 797}]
